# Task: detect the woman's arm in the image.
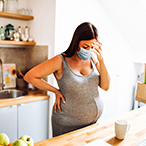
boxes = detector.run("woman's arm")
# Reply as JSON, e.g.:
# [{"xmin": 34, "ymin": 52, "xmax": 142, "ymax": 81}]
[
  {"xmin": 24, "ymin": 55, "xmax": 65, "ymax": 111},
  {"xmin": 97, "ymin": 59, "xmax": 110, "ymax": 91},
  {"xmin": 24, "ymin": 55, "xmax": 60, "ymax": 92},
  {"xmin": 92, "ymin": 41, "xmax": 110, "ymax": 91}
]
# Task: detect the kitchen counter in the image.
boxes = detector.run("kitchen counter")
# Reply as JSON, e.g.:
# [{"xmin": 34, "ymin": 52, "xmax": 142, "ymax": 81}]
[
  {"xmin": 34, "ymin": 106, "xmax": 146, "ymax": 146},
  {"xmin": 0, "ymin": 89, "xmax": 50, "ymax": 108}
]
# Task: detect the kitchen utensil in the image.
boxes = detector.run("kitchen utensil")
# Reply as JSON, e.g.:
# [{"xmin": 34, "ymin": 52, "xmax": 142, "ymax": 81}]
[
  {"xmin": 28, "ymin": 38, "xmax": 34, "ymax": 42},
  {"xmin": 0, "ymin": 0, "xmax": 4, "ymax": 11},
  {"xmin": 6, "ymin": 0, "xmax": 18, "ymax": 13},
  {"xmin": 17, "ymin": 68, "xmax": 24, "ymax": 78},
  {"xmin": 17, "ymin": 69, "xmax": 36, "ymax": 90},
  {"xmin": 5, "ymin": 24, "xmax": 16, "ymax": 40},
  {"xmin": 17, "ymin": 69, "xmax": 27, "ymax": 88},
  {"xmin": 22, "ymin": 37, "xmax": 27, "ymax": 42},
  {"xmin": 13, "ymin": 32, "xmax": 20, "ymax": 41}
]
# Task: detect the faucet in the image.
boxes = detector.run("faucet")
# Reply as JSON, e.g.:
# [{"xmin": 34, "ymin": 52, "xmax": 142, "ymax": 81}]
[{"xmin": 0, "ymin": 59, "xmax": 4, "ymax": 90}]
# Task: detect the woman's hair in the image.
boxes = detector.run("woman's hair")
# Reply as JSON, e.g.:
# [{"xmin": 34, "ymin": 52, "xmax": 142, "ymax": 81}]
[{"xmin": 63, "ymin": 22, "xmax": 98, "ymax": 57}]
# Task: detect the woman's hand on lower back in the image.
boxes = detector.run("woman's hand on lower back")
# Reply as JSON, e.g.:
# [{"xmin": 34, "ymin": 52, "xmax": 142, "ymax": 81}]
[{"xmin": 53, "ymin": 90, "xmax": 66, "ymax": 112}]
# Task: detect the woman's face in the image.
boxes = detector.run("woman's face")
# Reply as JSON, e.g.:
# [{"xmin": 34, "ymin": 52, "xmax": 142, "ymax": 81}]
[{"xmin": 78, "ymin": 39, "xmax": 97, "ymax": 51}]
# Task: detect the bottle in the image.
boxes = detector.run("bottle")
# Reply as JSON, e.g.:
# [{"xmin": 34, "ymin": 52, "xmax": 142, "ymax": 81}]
[
  {"xmin": 0, "ymin": 26, "xmax": 5, "ymax": 40},
  {"xmin": 18, "ymin": 26, "xmax": 22, "ymax": 41},
  {"xmin": 0, "ymin": 0, "xmax": 4, "ymax": 11},
  {"xmin": 24, "ymin": 26, "xmax": 29, "ymax": 41}
]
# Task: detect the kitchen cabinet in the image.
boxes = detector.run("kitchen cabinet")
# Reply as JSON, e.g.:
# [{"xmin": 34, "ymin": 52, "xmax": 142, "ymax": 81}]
[
  {"xmin": 0, "ymin": 105, "xmax": 17, "ymax": 142},
  {"xmin": 0, "ymin": 11, "xmax": 36, "ymax": 46},
  {"xmin": 18, "ymin": 100, "xmax": 49, "ymax": 142},
  {"xmin": 0, "ymin": 99, "xmax": 48, "ymax": 142}
]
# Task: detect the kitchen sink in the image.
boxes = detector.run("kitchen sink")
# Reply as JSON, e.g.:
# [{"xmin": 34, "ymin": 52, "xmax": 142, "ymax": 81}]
[{"xmin": 0, "ymin": 89, "xmax": 28, "ymax": 99}]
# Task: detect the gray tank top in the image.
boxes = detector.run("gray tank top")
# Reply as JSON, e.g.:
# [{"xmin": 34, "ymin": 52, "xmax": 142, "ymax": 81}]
[{"xmin": 53, "ymin": 54, "xmax": 103, "ymax": 126}]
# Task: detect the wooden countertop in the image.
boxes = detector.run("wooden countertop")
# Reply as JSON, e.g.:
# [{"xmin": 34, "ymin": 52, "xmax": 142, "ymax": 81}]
[
  {"xmin": 0, "ymin": 89, "xmax": 50, "ymax": 108},
  {"xmin": 34, "ymin": 106, "xmax": 146, "ymax": 146}
]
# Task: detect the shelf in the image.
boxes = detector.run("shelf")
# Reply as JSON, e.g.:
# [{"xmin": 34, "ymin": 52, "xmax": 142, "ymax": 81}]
[
  {"xmin": 0, "ymin": 40, "xmax": 36, "ymax": 46},
  {"xmin": 0, "ymin": 11, "xmax": 34, "ymax": 20}
]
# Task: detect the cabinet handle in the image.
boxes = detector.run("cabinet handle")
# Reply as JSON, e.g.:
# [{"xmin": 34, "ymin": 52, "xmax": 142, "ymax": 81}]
[
  {"xmin": 19, "ymin": 104, "xmax": 25, "ymax": 106},
  {"xmin": 10, "ymin": 105, "xmax": 17, "ymax": 108}
]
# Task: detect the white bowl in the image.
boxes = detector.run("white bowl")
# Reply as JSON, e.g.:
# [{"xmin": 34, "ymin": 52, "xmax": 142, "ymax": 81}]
[{"xmin": 28, "ymin": 38, "xmax": 34, "ymax": 42}]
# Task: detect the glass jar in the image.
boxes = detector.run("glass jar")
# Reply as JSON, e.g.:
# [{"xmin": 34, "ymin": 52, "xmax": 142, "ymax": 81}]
[
  {"xmin": 0, "ymin": 0, "xmax": 4, "ymax": 12},
  {"xmin": 6, "ymin": 0, "xmax": 18, "ymax": 13}
]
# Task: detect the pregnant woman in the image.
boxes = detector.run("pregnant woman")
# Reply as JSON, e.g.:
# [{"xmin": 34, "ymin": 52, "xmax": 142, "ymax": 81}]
[{"xmin": 24, "ymin": 22, "xmax": 110, "ymax": 137}]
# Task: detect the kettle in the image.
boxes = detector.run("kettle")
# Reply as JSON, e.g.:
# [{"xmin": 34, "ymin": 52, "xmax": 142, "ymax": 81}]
[{"xmin": 5, "ymin": 24, "xmax": 16, "ymax": 40}]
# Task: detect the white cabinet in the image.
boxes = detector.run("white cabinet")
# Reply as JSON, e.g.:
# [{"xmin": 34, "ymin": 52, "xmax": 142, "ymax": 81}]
[
  {"xmin": 0, "ymin": 100, "xmax": 48, "ymax": 142},
  {"xmin": 18, "ymin": 100, "xmax": 48, "ymax": 142},
  {"xmin": 0, "ymin": 106, "xmax": 17, "ymax": 142}
]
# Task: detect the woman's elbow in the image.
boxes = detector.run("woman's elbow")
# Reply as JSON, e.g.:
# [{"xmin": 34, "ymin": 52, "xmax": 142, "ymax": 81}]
[
  {"xmin": 103, "ymin": 85, "xmax": 110, "ymax": 91},
  {"xmin": 24, "ymin": 72, "xmax": 32, "ymax": 83},
  {"xmin": 100, "ymin": 82, "xmax": 110, "ymax": 91}
]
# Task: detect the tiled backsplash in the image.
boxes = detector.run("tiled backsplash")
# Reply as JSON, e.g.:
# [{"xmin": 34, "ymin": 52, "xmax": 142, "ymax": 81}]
[{"xmin": 0, "ymin": 45, "xmax": 48, "ymax": 88}]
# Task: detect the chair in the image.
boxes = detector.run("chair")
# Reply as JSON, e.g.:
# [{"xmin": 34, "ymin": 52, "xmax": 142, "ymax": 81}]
[{"xmin": 135, "ymin": 82, "xmax": 146, "ymax": 108}]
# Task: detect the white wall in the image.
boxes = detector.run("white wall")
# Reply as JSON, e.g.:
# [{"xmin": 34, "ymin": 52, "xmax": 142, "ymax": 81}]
[
  {"xmin": 100, "ymin": 0, "xmax": 146, "ymax": 63},
  {"xmin": 55, "ymin": 0, "xmax": 136, "ymax": 122}
]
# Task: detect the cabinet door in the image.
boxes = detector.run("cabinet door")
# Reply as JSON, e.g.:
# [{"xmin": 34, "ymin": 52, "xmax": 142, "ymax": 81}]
[
  {"xmin": 18, "ymin": 100, "xmax": 48, "ymax": 142},
  {"xmin": 0, "ymin": 106, "xmax": 17, "ymax": 142}
]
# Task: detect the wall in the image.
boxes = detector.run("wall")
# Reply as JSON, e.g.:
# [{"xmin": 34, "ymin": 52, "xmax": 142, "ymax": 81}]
[
  {"xmin": 55, "ymin": 0, "xmax": 136, "ymax": 123},
  {"xmin": 0, "ymin": 46, "xmax": 48, "ymax": 73},
  {"xmin": 100, "ymin": 0, "xmax": 146, "ymax": 63},
  {"xmin": 0, "ymin": 46, "xmax": 48, "ymax": 89}
]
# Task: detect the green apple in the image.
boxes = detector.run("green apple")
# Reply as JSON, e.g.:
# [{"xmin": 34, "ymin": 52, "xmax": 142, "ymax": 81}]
[
  {"xmin": 0, "ymin": 133, "xmax": 10, "ymax": 146},
  {"xmin": 19, "ymin": 135, "xmax": 34, "ymax": 146},
  {"xmin": 12, "ymin": 139, "xmax": 27, "ymax": 146}
]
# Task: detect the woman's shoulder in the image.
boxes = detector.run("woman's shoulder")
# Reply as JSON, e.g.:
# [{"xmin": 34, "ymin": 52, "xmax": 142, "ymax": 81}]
[
  {"xmin": 50, "ymin": 55, "xmax": 63, "ymax": 67},
  {"xmin": 50, "ymin": 54, "xmax": 62, "ymax": 62}
]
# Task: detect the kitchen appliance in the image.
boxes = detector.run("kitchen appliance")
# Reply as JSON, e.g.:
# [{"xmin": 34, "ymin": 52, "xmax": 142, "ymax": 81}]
[
  {"xmin": 0, "ymin": 0, "xmax": 4, "ymax": 11},
  {"xmin": 5, "ymin": 24, "xmax": 16, "ymax": 40},
  {"xmin": 6, "ymin": 0, "xmax": 18, "ymax": 13}
]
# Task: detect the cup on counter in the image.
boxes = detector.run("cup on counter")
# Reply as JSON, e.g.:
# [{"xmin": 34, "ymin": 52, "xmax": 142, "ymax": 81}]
[{"xmin": 115, "ymin": 119, "xmax": 130, "ymax": 140}]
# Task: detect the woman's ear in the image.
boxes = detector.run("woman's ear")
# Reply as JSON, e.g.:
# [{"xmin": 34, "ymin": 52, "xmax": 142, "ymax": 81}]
[{"xmin": 77, "ymin": 47, "xmax": 80, "ymax": 52}]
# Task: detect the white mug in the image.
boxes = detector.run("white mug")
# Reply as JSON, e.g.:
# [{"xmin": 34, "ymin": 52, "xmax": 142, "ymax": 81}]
[{"xmin": 115, "ymin": 119, "xmax": 130, "ymax": 140}]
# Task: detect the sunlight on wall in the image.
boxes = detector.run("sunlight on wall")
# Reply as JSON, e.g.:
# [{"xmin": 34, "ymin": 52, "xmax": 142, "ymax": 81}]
[{"xmin": 100, "ymin": 0, "xmax": 146, "ymax": 63}]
